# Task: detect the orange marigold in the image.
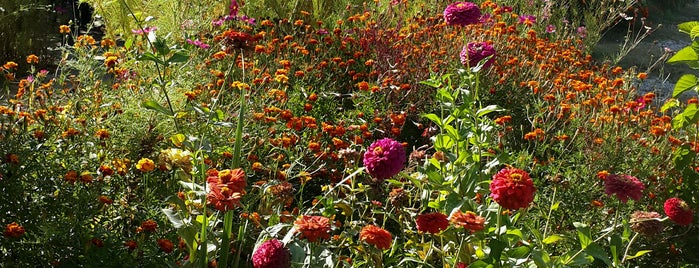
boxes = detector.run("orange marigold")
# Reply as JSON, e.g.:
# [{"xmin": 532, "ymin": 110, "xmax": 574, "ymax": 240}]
[{"xmin": 4, "ymin": 222, "xmax": 25, "ymax": 238}]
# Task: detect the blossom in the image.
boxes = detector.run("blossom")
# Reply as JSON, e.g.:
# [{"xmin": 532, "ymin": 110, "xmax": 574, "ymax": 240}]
[
  {"xmin": 415, "ymin": 212, "xmax": 449, "ymax": 234},
  {"xmin": 363, "ymin": 138, "xmax": 405, "ymax": 180},
  {"xmin": 443, "ymin": 2, "xmax": 481, "ymax": 26},
  {"xmin": 4, "ymin": 222, "xmax": 25, "ymax": 238},
  {"xmin": 157, "ymin": 238, "xmax": 174, "ymax": 253},
  {"xmin": 545, "ymin": 24, "xmax": 556, "ymax": 33},
  {"xmin": 460, "ymin": 42, "xmax": 496, "ymax": 69},
  {"xmin": 664, "ymin": 197, "xmax": 693, "ymax": 226},
  {"xmin": 359, "ymin": 225, "xmax": 392, "ymax": 250},
  {"xmin": 604, "ymin": 174, "xmax": 645, "ymax": 203},
  {"xmin": 252, "ymin": 239, "xmax": 291, "ymax": 268},
  {"xmin": 140, "ymin": 219, "xmax": 158, "ymax": 232},
  {"xmin": 206, "ymin": 168, "xmax": 247, "ymax": 211},
  {"xmin": 294, "ymin": 215, "xmax": 331, "ymax": 242},
  {"xmin": 186, "ymin": 39, "xmax": 211, "ymax": 49},
  {"xmin": 136, "ymin": 158, "xmax": 156, "ymax": 172},
  {"xmin": 490, "ymin": 167, "xmax": 536, "ymax": 210},
  {"xmin": 630, "ymin": 211, "xmax": 663, "ymax": 236},
  {"xmin": 518, "ymin": 15, "xmax": 536, "ymax": 26},
  {"xmin": 159, "ymin": 148, "xmax": 193, "ymax": 173},
  {"xmin": 124, "ymin": 240, "xmax": 138, "ymax": 251},
  {"xmin": 450, "ymin": 210, "xmax": 485, "ymax": 232}
]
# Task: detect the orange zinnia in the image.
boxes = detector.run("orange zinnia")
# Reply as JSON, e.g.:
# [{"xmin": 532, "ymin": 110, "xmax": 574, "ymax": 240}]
[
  {"xmin": 359, "ymin": 225, "xmax": 392, "ymax": 250},
  {"xmin": 294, "ymin": 215, "xmax": 331, "ymax": 242}
]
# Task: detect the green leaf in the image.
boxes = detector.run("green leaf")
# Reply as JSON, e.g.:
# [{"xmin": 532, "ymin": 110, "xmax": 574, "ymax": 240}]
[
  {"xmin": 610, "ymin": 233, "xmax": 622, "ymax": 266},
  {"xmin": 625, "ymin": 250, "xmax": 652, "ymax": 260},
  {"xmin": 673, "ymin": 74, "xmax": 699, "ymax": 97},
  {"xmin": 170, "ymin": 134, "xmax": 185, "ymax": 146},
  {"xmin": 550, "ymin": 201, "xmax": 560, "ymax": 211},
  {"xmin": 661, "ymin": 99, "xmax": 680, "ymax": 113},
  {"xmin": 138, "ymin": 52, "xmax": 166, "ymax": 65},
  {"xmin": 142, "ymin": 99, "xmax": 174, "ymax": 116},
  {"xmin": 423, "ymin": 113, "xmax": 443, "ymax": 127},
  {"xmin": 586, "ymin": 243, "xmax": 612, "ymax": 266},
  {"xmin": 476, "ymin": 105, "xmax": 504, "ymax": 117},
  {"xmin": 434, "ymin": 134, "xmax": 454, "ymax": 150},
  {"xmin": 162, "ymin": 208, "xmax": 184, "ymax": 228},
  {"xmin": 532, "ymin": 249, "xmax": 552, "ymax": 268},
  {"xmin": 679, "ymin": 21, "xmax": 699, "ymax": 36},
  {"xmin": 542, "ymin": 235, "xmax": 564, "ymax": 244},
  {"xmin": 692, "ymin": 26, "xmax": 699, "ymax": 41},
  {"xmin": 667, "ymin": 47, "xmax": 699, "ymax": 69},
  {"xmin": 167, "ymin": 51, "xmax": 190, "ymax": 64},
  {"xmin": 672, "ymin": 103, "xmax": 699, "ymax": 129},
  {"xmin": 573, "ymin": 222, "xmax": 591, "ymax": 249},
  {"xmin": 509, "ymin": 246, "xmax": 531, "ymax": 259}
]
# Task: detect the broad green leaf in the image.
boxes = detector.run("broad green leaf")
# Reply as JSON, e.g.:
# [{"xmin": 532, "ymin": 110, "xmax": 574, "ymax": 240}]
[
  {"xmin": 667, "ymin": 47, "xmax": 699, "ymax": 69},
  {"xmin": 586, "ymin": 243, "xmax": 612, "ymax": 266},
  {"xmin": 167, "ymin": 51, "xmax": 190, "ymax": 64},
  {"xmin": 542, "ymin": 235, "xmax": 564, "ymax": 244},
  {"xmin": 162, "ymin": 208, "xmax": 184, "ymax": 228},
  {"xmin": 573, "ymin": 222, "xmax": 591, "ymax": 249},
  {"xmin": 509, "ymin": 246, "xmax": 531, "ymax": 259},
  {"xmin": 170, "ymin": 134, "xmax": 185, "ymax": 146},
  {"xmin": 142, "ymin": 99, "xmax": 174, "ymax": 116},
  {"xmin": 434, "ymin": 134, "xmax": 455, "ymax": 150},
  {"xmin": 550, "ymin": 201, "xmax": 560, "ymax": 211},
  {"xmin": 673, "ymin": 74, "xmax": 699, "ymax": 97},
  {"xmin": 138, "ymin": 52, "xmax": 165, "ymax": 65},
  {"xmin": 672, "ymin": 103, "xmax": 699, "ymax": 129},
  {"xmin": 625, "ymin": 250, "xmax": 652, "ymax": 260},
  {"xmin": 692, "ymin": 26, "xmax": 699, "ymax": 41},
  {"xmin": 476, "ymin": 105, "xmax": 504, "ymax": 117},
  {"xmin": 423, "ymin": 113, "xmax": 443, "ymax": 127},
  {"xmin": 610, "ymin": 233, "xmax": 622, "ymax": 266},
  {"xmin": 679, "ymin": 21, "xmax": 699, "ymax": 36},
  {"xmin": 661, "ymin": 98, "xmax": 680, "ymax": 112},
  {"xmin": 532, "ymin": 249, "xmax": 552, "ymax": 268}
]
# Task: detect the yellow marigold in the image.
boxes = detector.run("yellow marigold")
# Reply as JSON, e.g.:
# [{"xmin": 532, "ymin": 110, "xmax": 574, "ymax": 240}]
[
  {"xmin": 59, "ymin": 25, "xmax": 71, "ymax": 34},
  {"xmin": 136, "ymin": 158, "xmax": 156, "ymax": 172},
  {"xmin": 26, "ymin": 55, "xmax": 39, "ymax": 64}
]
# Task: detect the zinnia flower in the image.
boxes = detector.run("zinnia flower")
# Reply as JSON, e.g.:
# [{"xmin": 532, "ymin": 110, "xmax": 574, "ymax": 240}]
[
  {"xmin": 415, "ymin": 212, "xmax": 449, "ymax": 234},
  {"xmin": 443, "ymin": 2, "xmax": 481, "ymax": 26},
  {"xmin": 363, "ymin": 138, "xmax": 405, "ymax": 180},
  {"xmin": 604, "ymin": 174, "xmax": 644, "ymax": 203},
  {"xmin": 664, "ymin": 197, "xmax": 693, "ymax": 226},
  {"xmin": 630, "ymin": 211, "xmax": 663, "ymax": 236},
  {"xmin": 207, "ymin": 168, "xmax": 247, "ymax": 211},
  {"xmin": 490, "ymin": 167, "xmax": 536, "ymax": 210},
  {"xmin": 460, "ymin": 42, "xmax": 496, "ymax": 69},
  {"xmin": 450, "ymin": 210, "xmax": 485, "ymax": 232},
  {"xmin": 157, "ymin": 238, "xmax": 174, "ymax": 253},
  {"xmin": 294, "ymin": 215, "xmax": 331, "ymax": 242},
  {"xmin": 359, "ymin": 225, "xmax": 392, "ymax": 250},
  {"xmin": 3, "ymin": 222, "xmax": 25, "ymax": 238},
  {"xmin": 252, "ymin": 239, "xmax": 291, "ymax": 268}
]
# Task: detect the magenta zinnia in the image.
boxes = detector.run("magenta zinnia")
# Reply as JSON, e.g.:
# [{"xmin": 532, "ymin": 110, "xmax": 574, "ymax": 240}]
[
  {"xmin": 252, "ymin": 239, "xmax": 291, "ymax": 268},
  {"xmin": 604, "ymin": 174, "xmax": 644, "ymax": 203},
  {"xmin": 664, "ymin": 197, "xmax": 693, "ymax": 226},
  {"xmin": 443, "ymin": 2, "xmax": 481, "ymax": 26},
  {"xmin": 461, "ymin": 42, "xmax": 496, "ymax": 69},
  {"xmin": 363, "ymin": 138, "xmax": 405, "ymax": 180},
  {"xmin": 415, "ymin": 212, "xmax": 449, "ymax": 234},
  {"xmin": 490, "ymin": 167, "xmax": 536, "ymax": 210}
]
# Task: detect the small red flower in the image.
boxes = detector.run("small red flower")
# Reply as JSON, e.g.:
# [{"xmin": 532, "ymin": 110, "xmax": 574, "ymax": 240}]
[
  {"xmin": 124, "ymin": 240, "xmax": 138, "ymax": 251},
  {"xmin": 490, "ymin": 167, "xmax": 536, "ymax": 210},
  {"xmin": 664, "ymin": 197, "xmax": 693, "ymax": 226},
  {"xmin": 359, "ymin": 225, "xmax": 392, "ymax": 250},
  {"xmin": 141, "ymin": 219, "xmax": 158, "ymax": 232},
  {"xmin": 415, "ymin": 212, "xmax": 449, "ymax": 234},
  {"xmin": 604, "ymin": 174, "xmax": 645, "ymax": 203},
  {"xmin": 157, "ymin": 238, "xmax": 174, "ymax": 253}
]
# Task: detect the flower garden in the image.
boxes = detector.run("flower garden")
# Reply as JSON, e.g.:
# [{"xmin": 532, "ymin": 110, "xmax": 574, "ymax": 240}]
[{"xmin": 0, "ymin": 0, "xmax": 698, "ymax": 267}]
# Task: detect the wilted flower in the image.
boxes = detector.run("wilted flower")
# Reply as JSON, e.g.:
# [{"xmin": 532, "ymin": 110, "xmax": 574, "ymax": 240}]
[
  {"xmin": 443, "ymin": 2, "xmax": 481, "ymax": 26},
  {"xmin": 490, "ymin": 167, "xmax": 536, "ymax": 210},
  {"xmin": 604, "ymin": 174, "xmax": 644, "ymax": 203},
  {"xmin": 630, "ymin": 211, "xmax": 663, "ymax": 236},
  {"xmin": 363, "ymin": 138, "xmax": 405, "ymax": 181},
  {"xmin": 664, "ymin": 197, "xmax": 693, "ymax": 226},
  {"xmin": 159, "ymin": 148, "xmax": 193, "ymax": 173},
  {"xmin": 460, "ymin": 42, "xmax": 496, "ymax": 69},
  {"xmin": 360, "ymin": 225, "xmax": 392, "ymax": 250},
  {"xmin": 416, "ymin": 212, "xmax": 449, "ymax": 234},
  {"xmin": 294, "ymin": 215, "xmax": 331, "ymax": 242},
  {"xmin": 4, "ymin": 222, "xmax": 25, "ymax": 238},
  {"xmin": 252, "ymin": 239, "xmax": 291, "ymax": 268},
  {"xmin": 450, "ymin": 210, "xmax": 485, "ymax": 232}
]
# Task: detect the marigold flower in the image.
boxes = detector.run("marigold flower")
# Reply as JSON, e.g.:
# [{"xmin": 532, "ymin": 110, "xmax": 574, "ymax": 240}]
[
  {"xmin": 4, "ymin": 222, "xmax": 25, "ymax": 238},
  {"xmin": 443, "ymin": 2, "xmax": 481, "ymax": 26},
  {"xmin": 363, "ymin": 138, "xmax": 405, "ymax": 181},
  {"xmin": 461, "ymin": 42, "xmax": 496, "ymax": 68},
  {"xmin": 124, "ymin": 240, "xmax": 138, "ymax": 251},
  {"xmin": 59, "ymin": 25, "xmax": 71, "ymax": 34},
  {"xmin": 415, "ymin": 212, "xmax": 449, "ymax": 234},
  {"xmin": 664, "ymin": 197, "xmax": 693, "ymax": 226},
  {"xmin": 251, "ymin": 239, "xmax": 291, "ymax": 268},
  {"xmin": 294, "ymin": 215, "xmax": 331, "ymax": 242},
  {"xmin": 26, "ymin": 54, "xmax": 39, "ymax": 64},
  {"xmin": 141, "ymin": 219, "xmax": 158, "ymax": 232},
  {"xmin": 450, "ymin": 210, "xmax": 485, "ymax": 232},
  {"xmin": 157, "ymin": 238, "xmax": 174, "ymax": 253},
  {"xmin": 630, "ymin": 211, "xmax": 663, "ymax": 236},
  {"xmin": 359, "ymin": 225, "xmax": 392, "ymax": 250},
  {"xmin": 604, "ymin": 174, "xmax": 644, "ymax": 203},
  {"xmin": 136, "ymin": 158, "xmax": 156, "ymax": 172},
  {"xmin": 65, "ymin": 170, "xmax": 78, "ymax": 184},
  {"xmin": 490, "ymin": 167, "xmax": 536, "ymax": 210}
]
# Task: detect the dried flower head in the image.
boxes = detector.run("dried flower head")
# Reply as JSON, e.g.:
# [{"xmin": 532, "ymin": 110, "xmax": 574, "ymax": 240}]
[
  {"xmin": 252, "ymin": 239, "xmax": 291, "ymax": 268},
  {"xmin": 490, "ymin": 167, "xmax": 536, "ymax": 210},
  {"xmin": 363, "ymin": 138, "xmax": 405, "ymax": 181},
  {"xmin": 604, "ymin": 174, "xmax": 645, "ymax": 203},
  {"xmin": 630, "ymin": 211, "xmax": 663, "ymax": 236},
  {"xmin": 359, "ymin": 225, "xmax": 392, "ymax": 250},
  {"xmin": 416, "ymin": 212, "xmax": 449, "ymax": 234},
  {"xmin": 443, "ymin": 2, "xmax": 481, "ymax": 26},
  {"xmin": 294, "ymin": 215, "xmax": 331, "ymax": 242},
  {"xmin": 664, "ymin": 197, "xmax": 693, "ymax": 226}
]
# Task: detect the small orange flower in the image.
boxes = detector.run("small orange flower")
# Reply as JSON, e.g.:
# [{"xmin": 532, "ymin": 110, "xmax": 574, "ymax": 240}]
[
  {"xmin": 65, "ymin": 170, "xmax": 78, "ymax": 184},
  {"xmin": 4, "ymin": 222, "xmax": 25, "ymax": 238},
  {"xmin": 157, "ymin": 238, "xmax": 174, "ymax": 253},
  {"xmin": 136, "ymin": 158, "xmax": 156, "ymax": 172},
  {"xmin": 26, "ymin": 54, "xmax": 39, "ymax": 64},
  {"xmin": 450, "ymin": 210, "xmax": 485, "ymax": 232},
  {"xmin": 141, "ymin": 219, "xmax": 158, "ymax": 232},
  {"xmin": 59, "ymin": 25, "xmax": 71, "ymax": 34},
  {"xmin": 637, "ymin": 72, "xmax": 648, "ymax": 80}
]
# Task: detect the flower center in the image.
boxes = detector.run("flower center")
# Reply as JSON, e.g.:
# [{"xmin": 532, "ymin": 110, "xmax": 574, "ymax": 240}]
[
  {"xmin": 509, "ymin": 173, "xmax": 523, "ymax": 182},
  {"xmin": 456, "ymin": 3, "xmax": 465, "ymax": 8},
  {"xmin": 373, "ymin": 146, "xmax": 384, "ymax": 155}
]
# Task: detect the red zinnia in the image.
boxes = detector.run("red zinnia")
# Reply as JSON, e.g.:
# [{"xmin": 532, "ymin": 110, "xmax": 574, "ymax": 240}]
[
  {"xmin": 604, "ymin": 174, "xmax": 645, "ymax": 203},
  {"xmin": 664, "ymin": 197, "xmax": 693, "ymax": 226},
  {"xmin": 359, "ymin": 225, "xmax": 392, "ymax": 250},
  {"xmin": 294, "ymin": 215, "xmax": 331, "ymax": 242},
  {"xmin": 450, "ymin": 210, "xmax": 485, "ymax": 233},
  {"xmin": 363, "ymin": 138, "xmax": 405, "ymax": 181},
  {"xmin": 252, "ymin": 239, "xmax": 291, "ymax": 268},
  {"xmin": 490, "ymin": 167, "xmax": 536, "ymax": 210},
  {"xmin": 443, "ymin": 2, "xmax": 481, "ymax": 26},
  {"xmin": 415, "ymin": 212, "xmax": 449, "ymax": 234}
]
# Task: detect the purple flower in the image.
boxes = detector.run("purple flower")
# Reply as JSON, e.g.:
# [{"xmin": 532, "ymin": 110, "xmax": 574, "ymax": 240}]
[
  {"xmin": 518, "ymin": 15, "xmax": 536, "ymax": 26},
  {"xmin": 577, "ymin": 26, "xmax": 588, "ymax": 38},
  {"xmin": 131, "ymin": 26, "xmax": 157, "ymax": 35},
  {"xmin": 545, "ymin": 24, "xmax": 556, "ymax": 33},
  {"xmin": 186, "ymin": 39, "xmax": 210, "ymax": 49},
  {"xmin": 252, "ymin": 239, "xmax": 291, "ymax": 268},
  {"xmin": 229, "ymin": 0, "xmax": 239, "ymax": 17},
  {"xmin": 443, "ymin": 2, "xmax": 481, "ymax": 26},
  {"xmin": 363, "ymin": 138, "xmax": 405, "ymax": 181},
  {"xmin": 460, "ymin": 41, "xmax": 496, "ymax": 69},
  {"xmin": 604, "ymin": 174, "xmax": 645, "ymax": 203}
]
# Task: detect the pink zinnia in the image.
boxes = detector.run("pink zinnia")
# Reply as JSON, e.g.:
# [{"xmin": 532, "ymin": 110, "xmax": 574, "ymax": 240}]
[
  {"xmin": 490, "ymin": 167, "xmax": 536, "ymax": 210},
  {"xmin": 443, "ymin": 2, "xmax": 481, "ymax": 26},
  {"xmin": 363, "ymin": 138, "xmax": 405, "ymax": 180},
  {"xmin": 415, "ymin": 212, "xmax": 449, "ymax": 234},
  {"xmin": 664, "ymin": 197, "xmax": 693, "ymax": 226},
  {"xmin": 252, "ymin": 239, "xmax": 291, "ymax": 268},
  {"xmin": 460, "ymin": 42, "xmax": 496, "ymax": 69},
  {"xmin": 604, "ymin": 174, "xmax": 644, "ymax": 203}
]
